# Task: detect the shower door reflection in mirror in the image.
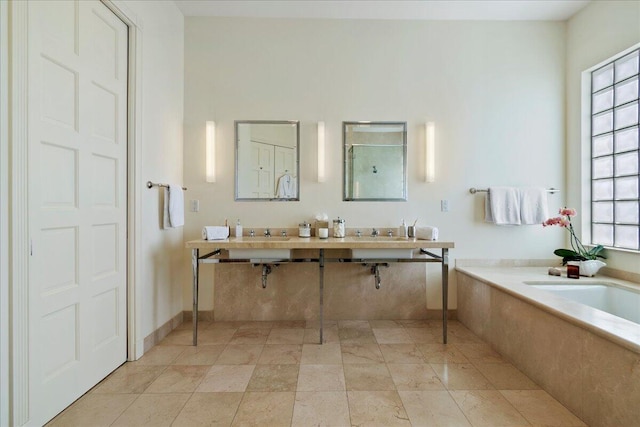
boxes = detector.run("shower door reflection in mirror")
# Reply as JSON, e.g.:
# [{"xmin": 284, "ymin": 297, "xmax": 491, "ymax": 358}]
[
  {"xmin": 235, "ymin": 120, "xmax": 300, "ymax": 201},
  {"xmin": 343, "ymin": 122, "xmax": 407, "ymax": 201}
]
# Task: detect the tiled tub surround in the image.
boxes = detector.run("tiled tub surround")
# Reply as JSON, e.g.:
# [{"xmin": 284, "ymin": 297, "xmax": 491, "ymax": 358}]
[{"xmin": 456, "ymin": 262, "xmax": 640, "ymax": 427}]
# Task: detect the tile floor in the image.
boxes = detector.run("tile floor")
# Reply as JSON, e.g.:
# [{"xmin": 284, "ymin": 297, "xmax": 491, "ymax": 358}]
[{"xmin": 48, "ymin": 319, "xmax": 587, "ymax": 426}]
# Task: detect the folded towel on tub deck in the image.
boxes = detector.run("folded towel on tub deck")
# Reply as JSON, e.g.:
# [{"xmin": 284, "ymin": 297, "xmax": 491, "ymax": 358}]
[
  {"xmin": 163, "ymin": 185, "xmax": 185, "ymax": 229},
  {"xmin": 415, "ymin": 226, "xmax": 439, "ymax": 241},
  {"xmin": 485, "ymin": 186, "xmax": 521, "ymax": 225},
  {"xmin": 519, "ymin": 187, "xmax": 549, "ymax": 225},
  {"xmin": 202, "ymin": 226, "xmax": 230, "ymax": 240}
]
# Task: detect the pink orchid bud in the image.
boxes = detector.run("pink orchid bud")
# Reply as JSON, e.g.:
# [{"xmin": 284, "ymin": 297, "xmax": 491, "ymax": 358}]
[{"xmin": 559, "ymin": 208, "xmax": 577, "ymax": 216}]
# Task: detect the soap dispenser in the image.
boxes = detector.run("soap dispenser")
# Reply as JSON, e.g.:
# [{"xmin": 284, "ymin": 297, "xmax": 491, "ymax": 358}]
[
  {"xmin": 398, "ymin": 219, "xmax": 408, "ymax": 239},
  {"xmin": 235, "ymin": 219, "xmax": 243, "ymax": 238}
]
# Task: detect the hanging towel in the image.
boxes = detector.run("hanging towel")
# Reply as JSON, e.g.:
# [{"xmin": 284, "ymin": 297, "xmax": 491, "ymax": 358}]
[
  {"xmin": 202, "ymin": 226, "xmax": 230, "ymax": 240},
  {"xmin": 163, "ymin": 185, "xmax": 184, "ymax": 228},
  {"xmin": 415, "ymin": 226, "xmax": 439, "ymax": 241},
  {"xmin": 276, "ymin": 173, "xmax": 296, "ymax": 198},
  {"xmin": 519, "ymin": 187, "xmax": 549, "ymax": 225},
  {"xmin": 485, "ymin": 187, "xmax": 521, "ymax": 225}
]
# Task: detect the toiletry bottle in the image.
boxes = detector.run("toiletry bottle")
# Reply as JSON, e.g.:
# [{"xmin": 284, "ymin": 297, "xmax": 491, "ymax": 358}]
[
  {"xmin": 235, "ymin": 219, "xmax": 243, "ymax": 238},
  {"xmin": 399, "ymin": 219, "xmax": 408, "ymax": 239}
]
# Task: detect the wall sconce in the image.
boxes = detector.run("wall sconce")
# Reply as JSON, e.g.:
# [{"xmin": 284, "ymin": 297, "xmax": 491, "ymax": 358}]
[
  {"xmin": 317, "ymin": 121, "xmax": 326, "ymax": 183},
  {"xmin": 425, "ymin": 121, "xmax": 435, "ymax": 183},
  {"xmin": 206, "ymin": 121, "xmax": 216, "ymax": 183}
]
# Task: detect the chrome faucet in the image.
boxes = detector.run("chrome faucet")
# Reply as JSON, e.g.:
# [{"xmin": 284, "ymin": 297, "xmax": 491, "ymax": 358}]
[
  {"xmin": 387, "ymin": 229, "xmax": 393, "ymax": 237},
  {"xmin": 249, "ymin": 229, "xmax": 255, "ymax": 237},
  {"xmin": 355, "ymin": 230, "xmax": 362, "ymax": 238},
  {"xmin": 281, "ymin": 229, "xmax": 287, "ymax": 237},
  {"xmin": 264, "ymin": 228, "xmax": 271, "ymax": 237},
  {"xmin": 371, "ymin": 228, "xmax": 379, "ymax": 237}
]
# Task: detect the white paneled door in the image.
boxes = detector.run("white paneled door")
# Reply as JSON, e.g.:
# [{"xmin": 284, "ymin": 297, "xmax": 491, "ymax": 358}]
[{"xmin": 27, "ymin": 1, "xmax": 128, "ymax": 424}]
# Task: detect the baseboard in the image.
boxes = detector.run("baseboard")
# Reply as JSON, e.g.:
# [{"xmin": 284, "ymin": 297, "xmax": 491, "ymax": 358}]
[{"xmin": 142, "ymin": 311, "xmax": 184, "ymax": 353}]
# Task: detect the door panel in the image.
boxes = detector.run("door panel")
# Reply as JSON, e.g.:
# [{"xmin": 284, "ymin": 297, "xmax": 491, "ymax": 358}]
[{"xmin": 28, "ymin": 1, "xmax": 128, "ymax": 424}]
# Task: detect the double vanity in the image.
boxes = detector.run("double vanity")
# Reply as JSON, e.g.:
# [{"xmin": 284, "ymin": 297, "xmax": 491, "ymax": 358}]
[{"xmin": 186, "ymin": 236, "xmax": 454, "ymax": 345}]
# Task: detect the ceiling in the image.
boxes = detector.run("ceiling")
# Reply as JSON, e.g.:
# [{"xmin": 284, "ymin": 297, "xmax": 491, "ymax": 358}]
[{"xmin": 174, "ymin": 0, "xmax": 591, "ymax": 21}]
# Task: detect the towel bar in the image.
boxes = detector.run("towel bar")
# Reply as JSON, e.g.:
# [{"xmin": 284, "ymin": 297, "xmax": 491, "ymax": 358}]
[
  {"xmin": 147, "ymin": 181, "xmax": 187, "ymax": 191},
  {"xmin": 469, "ymin": 187, "xmax": 558, "ymax": 194}
]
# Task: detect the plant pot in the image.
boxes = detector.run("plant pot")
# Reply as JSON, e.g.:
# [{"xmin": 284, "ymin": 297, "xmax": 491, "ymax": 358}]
[{"xmin": 578, "ymin": 260, "xmax": 606, "ymax": 277}]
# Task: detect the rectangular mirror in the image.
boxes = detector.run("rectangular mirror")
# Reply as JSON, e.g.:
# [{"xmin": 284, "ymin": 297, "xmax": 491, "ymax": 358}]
[
  {"xmin": 235, "ymin": 120, "xmax": 300, "ymax": 201},
  {"xmin": 343, "ymin": 121, "xmax": 407, "ymax": 201}
]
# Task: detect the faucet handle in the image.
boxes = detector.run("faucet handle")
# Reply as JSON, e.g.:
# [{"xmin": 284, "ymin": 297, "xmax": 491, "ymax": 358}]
[
  {"xmin": 355, "ymin": 229, "xmax": 362, "ymax": 238},
  {"xmin": 249, "ymin": 229, "xmax": 255, "ymax": 237},
  {"xmin": 264, "ymin": 228, "xmax": 271, "ymax": 237},
  {"xmin": 371, "ymin": 228, "xmax": 379, "ymax": 237},
  {"xmin": 387, "ymin": 229, "xmax": 393, "ymax": 237},
  {"xmin": 281, "ymin": 230, "xmax": 287, "ymax": 237}
]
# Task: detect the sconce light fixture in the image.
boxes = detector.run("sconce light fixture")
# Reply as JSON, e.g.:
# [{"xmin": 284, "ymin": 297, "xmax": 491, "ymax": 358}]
[
  {"xmin": 317, "ymin": 121, "xmax": 326, "ymax": 183},
  {"xmin": 425, "ymin": 121, "xmax": 435, "ymax": 183},
  {"xmin": 206, "ymin": 121, "xmax": 216, "ymax": 183}
]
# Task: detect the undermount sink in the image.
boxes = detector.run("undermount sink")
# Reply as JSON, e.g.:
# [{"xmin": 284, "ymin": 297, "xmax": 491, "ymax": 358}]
[
  {"xmin": 350, "ymin": 248, "xmax": 414, "ymax": 259},
  {"xmin": 228, "ymin": 237, "xmax": 291, "ymax": 260}
]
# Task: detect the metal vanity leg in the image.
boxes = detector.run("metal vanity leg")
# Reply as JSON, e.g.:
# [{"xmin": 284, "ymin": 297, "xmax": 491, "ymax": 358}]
[
  {"xmin": 319, "ymin": 249, "xmax": 324, "ymax": 345},
  {"xmin": 192, "ymin": 248, "xmax": 199, "ymax": 346},
  {"xmin": 442, "ymin": 248, "xmax": 449, "ymax": 344}
]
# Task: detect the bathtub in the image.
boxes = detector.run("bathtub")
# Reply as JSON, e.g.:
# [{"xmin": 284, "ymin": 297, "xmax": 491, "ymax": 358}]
[
  {"xmin": 456, "ymin": 264, "xmax": 640, "ymax": 427},
  {"xmin": 526, "ymin": 282, "xmax": 640, "ymax": 324}
]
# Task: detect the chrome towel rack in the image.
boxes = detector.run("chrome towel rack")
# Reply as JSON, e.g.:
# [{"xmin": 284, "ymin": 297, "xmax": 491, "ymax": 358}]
[
  {"xmin": 147, "ymin": 181, "xmax": 187, "ymax": 191},
  {"xmin": 469, "ymin": 187, "xmax": 559, "ymax": 194}
]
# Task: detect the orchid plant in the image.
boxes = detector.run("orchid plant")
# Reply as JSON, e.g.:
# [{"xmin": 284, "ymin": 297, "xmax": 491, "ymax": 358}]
[{"xmin": 543, "ymin": 208, "xmax": 606, "ymax": 264}]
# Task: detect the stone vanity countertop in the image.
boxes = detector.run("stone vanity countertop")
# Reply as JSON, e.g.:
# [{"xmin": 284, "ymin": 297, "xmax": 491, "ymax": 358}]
[
  {"xmin": 456, "ymin": 265, "xmax": 640, "ymax": 354},
  {"xmin": 186, "ymin": 236, "xmax": 454, "ymax": 250}
]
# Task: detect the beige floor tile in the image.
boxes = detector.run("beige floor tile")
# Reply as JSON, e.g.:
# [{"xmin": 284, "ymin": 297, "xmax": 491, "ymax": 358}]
[
  {"xmin": 347, "ymin": 390, "xmax": 411, "ymax": 426},
  {"xmin": 229, "ymin": 328, "xmax": 270, "ymax": 345},
  {"xmin": 373, "ymin": 328, "xmax": 414, "ymax": 344},
  {"xmin": 144, "ymin": 365, "xmax": 209, "ymax": 393},
  {"xmin": 338, "ymin": 320, "xmax": 371, "ymax": 329},
  {"xmin": 338, "ymin": 327, "xmax": 377, "ymax": 344},
  {"xmin": 292, "ymin": 391, "xmax": 351, "ymax": 427},
  {"xmin": 431, "ymin": 364, "xmax": 493, "ymax": 390},
  {"xmin": 475, "ymin": 362, "xmax": 540, "ymax": 390},
  {"xmin": 369, "ymin": 319, "xmax": 403, "ymax": 328},
  {"xmin": 47, "ymin": 393, "xmax": 138, "ymax": 427},
  {"xmin": 417, "ymin": 343, "xmax": 470, "ymax": 364},
  {"xmin": 399, "ymin": 390, "xmax": 472, "ymax": 426},
  {"xmin": 455, "ymin": 343, "xmax": 507, "ymax": 363},
  {"xmin": 172, "ymin": 392, "xmax": 243, "ymax": 427},
  {"xmin": 266, "ymin": 328, "xmax": 305, "ymax": 344},
  {"xmin": 397, "ymin": 319, "xmax": 433, "ymax": 328},
  {"xmin": 197, "ymin": 328, "xmax": 237, "ymax": 345},
  {"xmin": 237, "ymin": 321, "xmax": 275, "ymax": 329},
  {"xmin": 159, "ymin": 328, "xmax": 193, "ymax": 346},
  {"xmin": 344, "ymin": 363, "xmax": 396, "ymax": 391},
  {"xmin": 404, "ymin": 327, "xmax": 440, "ymax": 344},
  {"xmin": 231, "ymin": 392, "xmax": 295, "ymax": 426},
  {"xmin": 297, "ymin": 364, "xmax": 346, "ymax": 392},
  {"xmin": 300, "ymin": 343, "xmax": 343, "ymax": 364},
  {"xmin": 196, "ymin": 365, "xmax": 255, "ymax": 392},
  {"xmin": 341, "ymin": 343, "xmax": 385, "ymax": 364},
  {"xmin": 306, "ymin": 319, "xmax": 338, "ymax": 329},
  {"xmin": 92, "ymin": 364, "xmax": 165, "ymax": 394},
  {"xmin": 272, "ymin": 320, "xmax": 306, "ymax": 329},
  {"xmin": 379, "ymin": 344, "xmax": 425, "ymax": 364},
  {"xmin": 131, "ymin": 345, "xmax": 185, "ymax": 365},
  {"xmin": 215, "ymin": 344, "xmax": 264, "ymax": 365},
  {"xmin": 446, "ymin": 324, "xmax": 484, "ymax": 344},
  {"xmin": 206, "ymin": 321, "xmax": 243, "ymax": 329},
  {"xmin": 501, "ymin": 390, "xmax": 587, "ymax": 426},
  {"xmin": 303, "ymin": 327, "xmax": 340, "ymax": 344},
  {"xmin": 111, "ymin": 393, "xmax": 190, "ymax": 426},
  {"xmin": 450, "ymin": 390, "xmax": 529, "ymax": 427},
  {"xmin": 171, "ymin": 344, "xmax": 225, "ymax": 365},
  {"xmin": 387, "ymin": 364, "xmax": 445, "ymax": 391},
  {"xmin": 247, "ymin": 364, "xmax": 299, "ymax": 392},
  {"xmin": 258, "ymin": 344, "xmax": 302, "ymax": 364}
]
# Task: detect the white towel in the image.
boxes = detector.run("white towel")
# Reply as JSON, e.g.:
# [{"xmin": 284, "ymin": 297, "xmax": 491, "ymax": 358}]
[
  {"xmin": 519, "ymin": 187, "xmax": 548, "ymax": 225},
  {"xmin": 485, "ymin": 187, "xmax": 521, "ymax": 225},
  {"xmin": 415, "ymin": 226, "xmax": 439, "ymax": 241},
  {"xmin": 163, "ymin": 186, "xmax": 184, "ymax": 229},
  {"xmin": 202, "ymin": 226, "xmax": 229, "ymax": 240}
]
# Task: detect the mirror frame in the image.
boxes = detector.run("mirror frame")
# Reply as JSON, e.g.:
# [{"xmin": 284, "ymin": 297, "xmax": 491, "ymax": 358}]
[
  {"xmin": 342, "ymin": 121, "xmax": 408, "ymax": 202},
  {"xmin": 235, "ymin": 120, "xmax": 300, "ymax": 201}
]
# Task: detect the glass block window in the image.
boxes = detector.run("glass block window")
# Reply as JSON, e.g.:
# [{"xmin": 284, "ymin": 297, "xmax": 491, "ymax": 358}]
[{"xmin": 590, "ymin": 48, "xmax": 640, "ymax": 251}]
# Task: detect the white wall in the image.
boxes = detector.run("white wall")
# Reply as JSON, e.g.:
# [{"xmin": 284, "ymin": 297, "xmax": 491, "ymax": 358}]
[
  {"xmin": 117, "ymin": 0, "xmax": 185, "ymax": 349},
  {"xmin": 566, "ymin": 1, "xmax": 640, "ymax": 274},
  {"xmin": 183, "ymin": 17, "xmax": 567, "ymax": 311}
]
